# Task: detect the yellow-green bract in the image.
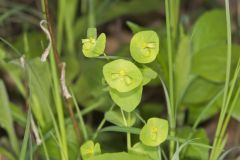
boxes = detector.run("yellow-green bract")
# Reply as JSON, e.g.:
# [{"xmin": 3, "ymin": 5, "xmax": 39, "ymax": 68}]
[
  {"xmin": 80, "ymin": 140, "xmax": 101, "ymax": 160},
  {"xmin": 82, "ymin": 28, "xmax": 106, "ymax": 57},
  {"xmin": 140, "ymin": 118, "xmax": 168, "ymax": 147},
  {"xmin": 109, "ymin": 86, "xmax": 142, "ymax": 112},
  {"xmin": 103, "ymin": 59, "xmax": 143, "ymax": 92},
  {"xmin": 130, "ymin": 31, "xmax": 159, "ymax": 63}
]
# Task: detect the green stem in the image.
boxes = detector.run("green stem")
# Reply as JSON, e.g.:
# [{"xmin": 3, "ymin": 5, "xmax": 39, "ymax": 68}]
[
  {"xmin": 50, "ymin": 51, "xmax": 68, "ymax": 160},
  {"xmin": 88, "ymin": 0, "xmax": 95, "ymax": 27},
  {"xmin": 210, "ymin": 0, "xmax": 232, "ymax": 159},
  {"xmin": 71, "ymin": 89, "xmax": 89, "ymax": 141},
  {"xmin": 120, "ymin": 109, "xmax": 130, "ymax": 150},
  {"xmin": 165, "ymin": 0, "xmax": 176, "ymax": 158},
  {"xmin": 127, "ymin": 112, "xmax": 131, "ymax": 150},
  {"xmin": 57, "ymin": 0, "xmax": 65, "ymax": 52}
]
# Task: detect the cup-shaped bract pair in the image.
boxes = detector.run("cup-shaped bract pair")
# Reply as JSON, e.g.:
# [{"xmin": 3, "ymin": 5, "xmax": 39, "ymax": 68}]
[
  {"xmin": 130, "ymin": 31, "xmax": 159, "ymax": 64},
  {"xmin": 140, "ymin": 118, "xmax": 168, "ymax": 147},
  {"xmin": 80, "ymin": 140, "xmax": 101, "ymax": 160},
  {"xmin": 82, "ymin": 28, "xmax": 106, "ymax": 58},
  {"xmin": 103, "ymin": 59, "xmax": 143, "ymax": 112}
]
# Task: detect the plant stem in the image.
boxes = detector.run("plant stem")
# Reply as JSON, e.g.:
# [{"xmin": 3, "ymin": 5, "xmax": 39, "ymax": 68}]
[
  {"xmin": 42, "ymin": 0, "xmax": 82, "ymax": 146},
  {"xmin": 88, "ymin": 0, "xmax": 95, "ymax": 27},
  {"xmin": 165, "ymin": 0, "xmax": 176, "ymax": 158},
  {"xmin": 57, "ymin": 0, "xmax": 65, "ymax": 52},
  {"xmin": 120, "ymin": 109, "xmax": 130, "ymax": 150},
  {"xmin": 92, "ymin": 104, "xmax": 115, "ymax": 140},
  {"xmin": 127, "ymin": 112, "xmax": 131, "ymax": 150},
  {"xmin": 71, "ymin": 89, "xmax": 89, "ymax": 141},
  {"xmin": 50, "ymin": 51, "xmax": 68, "ymax": 160},
  {"xmin": 210, "ymin": 0, "xmax": 232, "ymax": 159}
]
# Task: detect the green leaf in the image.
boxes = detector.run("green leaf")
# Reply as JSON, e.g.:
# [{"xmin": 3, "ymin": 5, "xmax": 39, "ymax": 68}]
[
  {"xmin": 87, "ymin": 152, "xmax": 152, "ymax": 160},
  {"xmin": 175, "ymin": 35, "xmax": 192, "ymax": 103},
  {"xmin": 192, "ymin": 44, "xmax": 240, "ymax": 83},
  {"xmin": 188, "ymin": 102, "xmax": 219, "ymax": 124},
  {"xmin": 82, "ymin": 28, "xmax": 106, "ymax": 58},
  {"xmin": 177, "ymin": 127, "xmax": 209, "ymax": 160},
  {"xmin": 192, "ymin": 10, "xmax": 226, "ymax": 53},
  {"xmin": 130, "ymin": 31, "xmax": 159, "ymax": 63},
  {"xmin": 13, "ymin": 31, "xmax": 46, "ymax": 58},
  {"xmin": 10, "ymin": 102, "xmax": 27, "ymax": 127},
  {"xmin": 126, "ymin": 21, "xmax": 147, "ymax": 34},
  {"xmin": 103, "ymin": 59, "xmax": 143, "ymax": 93},
  {"xmin": 183, "ymin": 77, "xmax": 222, "ymax": 104},
  {"xmin": 140, "ymin": 66, "xmax": 158, "ymax": 85},
  {"xmin": 0, "ymin": 60, "xmax": 25, "ymax": 97},
  {"xmin": 80, "ymin": 141, "xmax": 101, "ymax": 160},
  {"xmin": 0, "ymin": 80, "xmax": 19, "ymax": 154},
  {"xmin": 129, "ymin": 142, "xmax": 159, "ymax": 160},
  {"xmin": 109, "ymin": 86, "xmax": 143, "ymax": 112},
  {"xmin": 105, "ymin": 109, "xmax": 136, "ymax": 127},
  {"xmin": 140, "ymin": 118, "xmax": 168, "ymax": 147},
  {"xmin": 27, "ymin": 58, "xmax": 53, "ymax": 129}
]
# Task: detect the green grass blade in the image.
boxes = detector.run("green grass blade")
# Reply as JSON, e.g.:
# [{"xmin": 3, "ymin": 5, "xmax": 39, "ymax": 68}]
[{"xmin": 19, "ymin": 110, "xmax": 31, "ymax": 160}]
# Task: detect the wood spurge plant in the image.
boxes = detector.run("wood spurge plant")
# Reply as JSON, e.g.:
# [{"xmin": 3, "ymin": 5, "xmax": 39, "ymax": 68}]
[{"xmin": 0, "ymin": 0, "xmax": 239, "ymax": 160}]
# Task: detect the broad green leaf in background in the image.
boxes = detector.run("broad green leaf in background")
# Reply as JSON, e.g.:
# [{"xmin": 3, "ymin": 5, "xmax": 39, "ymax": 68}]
[
  {"xmin": 188, "ymin": 102, "xmax": 220, "ymax": 125},
  {"xmin": 87, "ymin": 152, "xmax": 152, "ymax": 160},
  {"xmin": 129, "ymin": 142, "xmax": 159, "ymax": 160},
  {"xmin": 103, "ymin": 59, "xmax": 143, "ymax": 93},
  {"xmin": 192, "ymin": 10, "xmax": 226, "ymax": 53},
  {"xmin": 109, "ymin": 86, "xmax": 143, "ymax": 112},
  {"xmin": 177, "ymin": 127, "xmax": 209, "ymax": 160},
  {"xmin": 183, "ymin": 77, "xmax": 222, "ymax": 104},
  {"xmin": 95, "ymin": 0, "xmax": 163, "ymax": 26},
  {"xmin": 192, "ymin": 44, "xmax": 240, "ymax": 83},
  {"xmin": 72, "ymin": 58, "xmax": 111, "ymax": 111},
  {"xmin": 14, "ymin": 32, "xmax": 46, "ymax": 58},
  {"xmin": 175, "ymin": 35, "xmax": 192, "ymax": 103},
  {"xmin": 0, "ymin": 60, "xmax": 25, "ymax": 97},
  {"xmin": 80, "ymin": 141, "xmax": 101, "ymax": 160},
  {"xmin": 27, "ymin": 58, "xmax": 53, "ymax": 129},
  {"xmin": 66, "ymin": 124, "xmax": 81, "ymax": 160},
  {"xmin": 105, "ymin": 109, "xmax": 137, "ymax": 127},
  {"xmin": 140, "ymin": 66, "xmax": 158, "ymax": 85},
  {"xmin": 130, "ymin": 31, "xmax": 159, "ymax": 64},
  {"xmin": 140, "ymin": 118, "xmax": 168, "ymax": 146},
  {"xmin": 9, "ymin": 103, "xmax": 27, "ymax": 127},
  {"xmin": 0, "ymin": 80, "xmax": 19, "ymax": 155}
]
